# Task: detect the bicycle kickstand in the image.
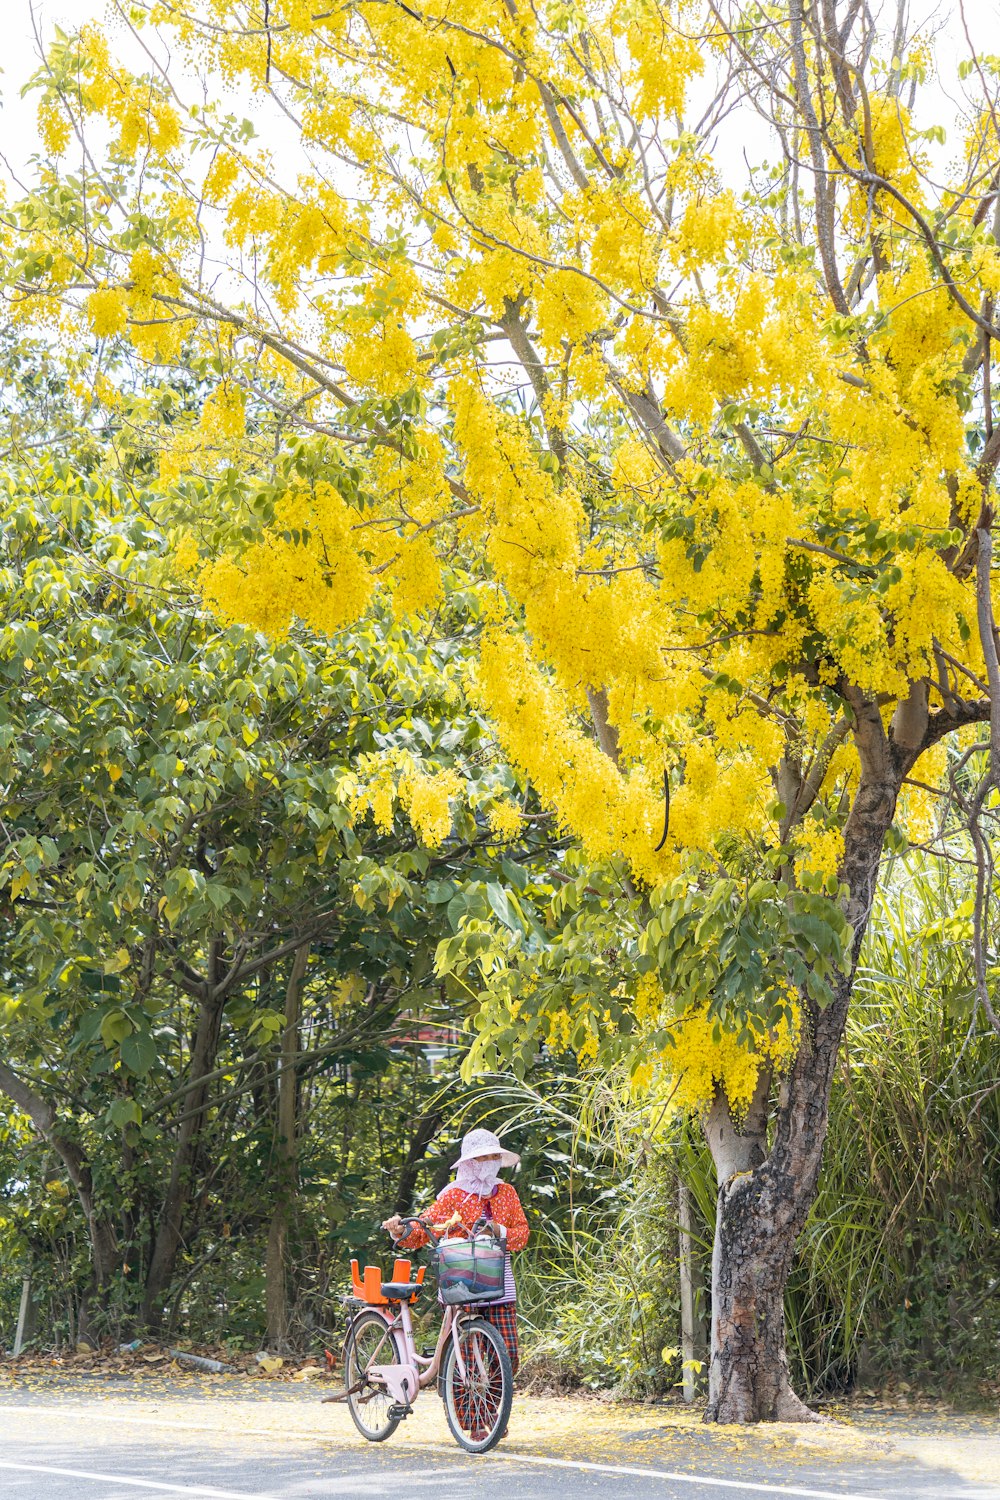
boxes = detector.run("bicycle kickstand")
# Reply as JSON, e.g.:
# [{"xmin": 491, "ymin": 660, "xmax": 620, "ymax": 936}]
[{"xmin": 321, "ymin": 1378, "xmax": 367, "ymax": 1404}]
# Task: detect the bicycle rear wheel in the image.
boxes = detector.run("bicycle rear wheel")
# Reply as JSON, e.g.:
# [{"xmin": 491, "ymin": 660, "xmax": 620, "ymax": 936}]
[
  {"xmin": 442, "ymin": 1314, "xmax": 512, "ymax": 1454},
  {"xmin": 344, "ymin": 1309, "xmax": 403, "ymax": 1442}
]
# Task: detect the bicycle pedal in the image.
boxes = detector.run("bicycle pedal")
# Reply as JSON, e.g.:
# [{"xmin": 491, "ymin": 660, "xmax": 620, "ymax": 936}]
[{"xmin": 387, "ymin": 1403, "xmax": 412, "ymax": 1420}]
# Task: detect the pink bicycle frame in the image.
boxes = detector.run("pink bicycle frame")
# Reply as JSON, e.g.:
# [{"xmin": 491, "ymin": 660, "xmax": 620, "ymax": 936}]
[{"xmin": 366, "ymin": 1298, "xmax": 468, "ymax": 1406}]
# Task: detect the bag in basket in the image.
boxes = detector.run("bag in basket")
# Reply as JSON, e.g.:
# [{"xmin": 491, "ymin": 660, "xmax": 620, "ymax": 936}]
[{"xmin": 436, "ymin": 1234, "xmax": 506, "ymax": 1304}]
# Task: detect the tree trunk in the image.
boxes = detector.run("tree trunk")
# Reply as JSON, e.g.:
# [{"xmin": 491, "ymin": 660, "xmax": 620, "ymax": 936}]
[
  {"xmin": 0, "ymin": 1061, "xmax": 119, "ymax": 1288},
  {"xmin": 142, "ymin": 973, "xmax": 227, "ymax": 1328},
  {"xmin": 265, "ymin": 943, "xmax": 309, "ymax": 1349},
  {"xmin": 704, "ymin": 763, "xmax": 900, "ymax": 1422},
  {"xmin": 678, "ymin": 1178, "xmax": 707, "ymax": 1401},
  {"xmin": 394, "ymin": 1105, "xmax": 445, "ymax": 1217}
]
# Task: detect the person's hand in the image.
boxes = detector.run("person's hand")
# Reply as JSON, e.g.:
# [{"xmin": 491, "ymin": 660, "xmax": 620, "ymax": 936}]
[{"xmin": 381, "ymin": 1214, "xmax": 404, "ymax": 1238}]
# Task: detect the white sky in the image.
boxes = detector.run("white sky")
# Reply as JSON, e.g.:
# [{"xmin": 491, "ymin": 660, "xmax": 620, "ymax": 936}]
[{"xmin": 3, "ymin": 0, "xmax": 98, "ymax": 183}]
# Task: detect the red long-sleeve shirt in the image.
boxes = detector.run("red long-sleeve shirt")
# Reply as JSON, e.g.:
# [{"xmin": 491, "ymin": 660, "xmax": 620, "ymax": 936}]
[{"xmin": 398, "ymin": 1181, "xmax": 530, "ymax": 1253}]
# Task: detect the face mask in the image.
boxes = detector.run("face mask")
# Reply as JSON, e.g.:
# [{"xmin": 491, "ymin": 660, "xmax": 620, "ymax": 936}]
[{"xmin": 455, "ymin": 1157, "xmax": 501, "ymax": 1198}]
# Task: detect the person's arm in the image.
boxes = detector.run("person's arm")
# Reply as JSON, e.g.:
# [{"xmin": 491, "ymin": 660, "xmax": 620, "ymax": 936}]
[
  {"xmin": 495, "ymin": 1183, "xmax": 529, "ymax": 1251},
  {"xmin": 390, "ymin": 1186, "xmax": 462, "ymax": 1249}
]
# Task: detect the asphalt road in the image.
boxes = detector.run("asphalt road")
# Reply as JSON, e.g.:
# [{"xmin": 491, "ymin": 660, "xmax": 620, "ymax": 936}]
[{"xmin": 1, "ymin": 1389, "xmax": 999, "ymax": 1500}]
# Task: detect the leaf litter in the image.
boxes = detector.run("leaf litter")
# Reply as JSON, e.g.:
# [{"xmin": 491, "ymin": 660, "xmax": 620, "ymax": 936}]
[{"xmin": 0, "ymin": 1361, "xmax": 998, "ymax": 1489}]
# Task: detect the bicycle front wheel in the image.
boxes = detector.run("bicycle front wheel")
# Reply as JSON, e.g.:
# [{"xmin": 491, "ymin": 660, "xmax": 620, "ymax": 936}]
[
  {"xmin": 344, "ymin": 1309, "xmax": 403, "ymax": 1442},
  {"xmin": 442, "ymin": 1314, "xmax": 513, "ymax": 1454}
]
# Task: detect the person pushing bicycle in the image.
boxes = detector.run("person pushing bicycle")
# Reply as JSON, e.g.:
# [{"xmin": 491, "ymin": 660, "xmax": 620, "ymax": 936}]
[{"xmin": 381, "ymin": 1127, "xmax": 529, "ymax": 1388}]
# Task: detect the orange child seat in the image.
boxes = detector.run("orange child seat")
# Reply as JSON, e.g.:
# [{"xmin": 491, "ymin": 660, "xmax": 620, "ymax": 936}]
[{"xmin": 350, "ymin": 1257, "xmax": 426, "ymax": 1305}]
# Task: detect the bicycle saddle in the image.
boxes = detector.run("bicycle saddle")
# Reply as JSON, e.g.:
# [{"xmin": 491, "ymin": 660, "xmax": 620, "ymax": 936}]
[{"xmin": 380, "ymin": 1282, "xmax": 422, "ymax": 1301}]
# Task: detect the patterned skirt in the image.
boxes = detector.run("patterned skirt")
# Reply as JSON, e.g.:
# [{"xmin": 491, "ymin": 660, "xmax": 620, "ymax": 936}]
[{"xmin": 479, "ymin": 1302, "xmax": 519, "ymax": 1376}]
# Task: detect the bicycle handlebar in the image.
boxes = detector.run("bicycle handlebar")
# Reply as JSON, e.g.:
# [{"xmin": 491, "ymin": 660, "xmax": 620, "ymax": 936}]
[
  {"xmin": 389, "ymin": 1214, "xmax": 427, "ymax": 1238},
  {"xmin": 388, "ymin": 1213, "xmax": 505, "ymax": 1245},
  {"xmin": 389, "ymin": 1214, "xmax": 452, "ymax": 1241}
]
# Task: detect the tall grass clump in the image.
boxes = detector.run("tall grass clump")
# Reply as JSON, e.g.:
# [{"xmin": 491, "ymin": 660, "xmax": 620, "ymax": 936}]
[
  {"xmin": 787, "ymin": 855, "xmax": 1000, "ymax": 1395},
  {"xmin": 462, "ymin": 1074, "xmax": 714, "ymax": 1397}
]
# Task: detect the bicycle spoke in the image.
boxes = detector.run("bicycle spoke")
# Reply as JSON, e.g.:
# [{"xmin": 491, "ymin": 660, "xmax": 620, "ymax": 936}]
[
  {"xmin": 444, "ymin": 1316, "xmax": 512, "ymax": 1453},
  {"xmin": 346, "ymin": 1314, "xmax": 401, "ymax": 1441},
  {"xmin": 458, "ymin": 1330, "xmax": 501, "ymax": 1427}
]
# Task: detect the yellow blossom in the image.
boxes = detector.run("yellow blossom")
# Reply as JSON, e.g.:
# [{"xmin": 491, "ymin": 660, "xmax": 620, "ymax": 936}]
[{"xmin": 86, "ymin": 285, "xmax": 128, "ymax": 338}]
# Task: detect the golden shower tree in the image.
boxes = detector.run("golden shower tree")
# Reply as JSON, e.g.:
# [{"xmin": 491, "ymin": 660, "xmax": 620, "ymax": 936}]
[{"xmin": 6, "ymin": 0, "xmax": 1000, "ymax": 1420}]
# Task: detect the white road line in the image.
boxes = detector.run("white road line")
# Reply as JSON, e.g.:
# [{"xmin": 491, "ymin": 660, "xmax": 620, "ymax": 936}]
[
  {"xmin": 0, "ymin": 1402, "xmax": 972, "ymax": 1500},
  {"xmin": 0, "ymin": 1459, "xmax": 275, "ymax": 1499},
  {"xmin": 0, "ymin": 1457, "xmax": 471, "ymax": 1498},
  {"xmin": 461, "ymin": 1448, "xmax": 895, "ymax": 1500}
]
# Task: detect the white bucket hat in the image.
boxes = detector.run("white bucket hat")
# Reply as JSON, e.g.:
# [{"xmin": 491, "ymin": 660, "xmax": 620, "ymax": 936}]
[{"xmin": 451, "ymin": 1127, "xmax": 520, "ymax": 1171}]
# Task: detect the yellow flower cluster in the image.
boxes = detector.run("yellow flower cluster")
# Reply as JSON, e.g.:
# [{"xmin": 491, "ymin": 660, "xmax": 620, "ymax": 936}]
[
  {"xmin": 123, "ymin": 245, "xmax": 188, "ymax": 363},
  {"xmin": 970, "ymin": 243, "xmax": 1000, "ymax": 296},
  {"xmin": 844, "ymin": 97, "xmax": 922, "ymax": 234},
  {"xmin": 672, "ymin": 192, "xmax": 749, "ymax": 269},
  {"xmin": 347, "ymin": 753, "xmax": 463, "ymax": 848},
  {"xmin": 487, "ymin": 800, "xmax": 523, "ymax": 841},
  {"xmin": 203, "ymin": 149, "xmax": 241, "ymax": 205},
  {"xmin": 37, "ymin": 95, "xmax": 70, "ymax": 155},
  {"xmin": 621, "ymin": 1, "xmax": 703, "ymax": 118},
  {"xmin": 576, "ymin": 1032, "xmax": 599, "ymax": 1066},
  {"xmin": 898, "ymin": 741, "xmax": 948, "ymax": 844},
  {"xmin": 586, "ymin": 185, "xmax": 660, "ymax": 294},
  {"xmin": 367, "ymin": 530, "xmax": 442, "ymax": 618},
  {"xmin": 200, "ymin": 485, "xmax": 373, "ymax": 638},
  {"xmin": 806, "ymin": 542, "xmax": 970, "ymax": 698},
  {"xmin": 453, "ymin": 378, "xmax": 584, "ymax": 589},
  {"xmin": 349, "ymin": 753, "xmax": 407, "ymax": 834},
  {"xmin": 402, "ymin": 767, "xmax": 462, "ymax": 848},
  {"xmin": 86, "ymin": 285, "xmax": 128, "ymax": 338},
  {"xmin": 172, "ymin": 532, "xmax": 200, "ymax": 575},
  {"xmin": 634, "ymin": 971, "xmax": 666, "ymax": 1025},
  {"xmin": 453, "ymin": 381, "xmax": 703, "ymax": 824},
  {"xmin": 546, "ymin": 1008, "xmax": 574, "ymax": 1053},
  {"xmin": 797, "ymin": 822, "xmax": 845, "ymax": 883},
  {"xmin": 662, "ymin": 997, "xmax": 801, "ymax": 1120},
  {"xmin": 200, "ymin": 383, "xmax": 246, "ymax": 442},
  {"xmin": 341, "ymin": 317, "xmax": 420, "ymax": 398},
  {"xmin": 475, "ymin": 629, "xmax": 672, "ymax": 886},
  {"xmin": 74, "ymin": 25, "xmax": 181, "ymax": 160}
]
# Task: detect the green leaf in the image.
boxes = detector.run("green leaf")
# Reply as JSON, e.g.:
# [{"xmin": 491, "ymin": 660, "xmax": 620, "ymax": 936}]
[
  {"xmin": 108, "ymin": 1098, "xmax": 142, "ymax": 1129},
  {"xmin": 100, "ymin": 1009, "xmax": 134, "ymax": 1048},
  {"xmin": 120, "ymin": 1030, "xmax": 158, "ymax": 1078},
  {"xmin": 486, "ymin": 881, "xmax": 513, "ymax": 929}
]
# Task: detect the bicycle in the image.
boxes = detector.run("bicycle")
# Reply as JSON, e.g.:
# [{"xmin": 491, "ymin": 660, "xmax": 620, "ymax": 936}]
[{"xmin": 340, "ymin": 1213, "xmax": 513, "ymax": 1454}]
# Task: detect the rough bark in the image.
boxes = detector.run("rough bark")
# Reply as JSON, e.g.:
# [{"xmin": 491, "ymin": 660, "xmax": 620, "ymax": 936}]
[
  {"xmin": 704, "ymin": 723, "xmax": 904, "ymax": 1422},
  {"xmin": 585, "ymin": 685, "xmax": 622, "ymax": 767},
  {"xmin": 265, "ymin": 943, "xmax": 309, "ymax": 1348},
  {"xmin": 394, "ymin": 1104, "xmax": 445, "ymax": 1217},
  {"xmin": 0, "ymin": 1061, "xmax": 119, "ymax": 1287},
  {"xmin": 142, "ymin": 966, "xmax": 227, "ymax": 1327}
]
